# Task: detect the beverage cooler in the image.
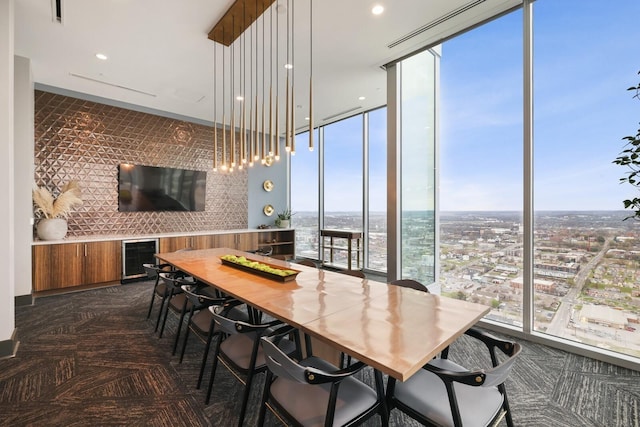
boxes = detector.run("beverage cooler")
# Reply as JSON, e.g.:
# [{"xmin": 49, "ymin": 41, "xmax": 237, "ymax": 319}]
[{"xmin": 121, "ymin": 238, "xmax": 159, "ymax": 283}]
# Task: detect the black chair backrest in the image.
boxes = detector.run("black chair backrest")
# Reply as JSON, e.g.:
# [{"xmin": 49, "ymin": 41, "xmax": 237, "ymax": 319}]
[
  {"xmin": 341, "ymin": 269, "xmax": 366, "ymax": 279},
  {"xmin": 390, "ymin": 279, "xmax": 429, "ymax": 293},
  {"xmin": 296, "ymin": 259, "xmax": 317, "ymax": 268}
]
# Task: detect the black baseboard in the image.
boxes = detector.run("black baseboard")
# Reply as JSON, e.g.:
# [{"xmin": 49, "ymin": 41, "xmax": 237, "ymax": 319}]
[
  {"xmin": 121, "ymin": 277, "xmax": 148, "ymax": 284},
  {"xmin": 0, "ymin": 329, "xmax": 19, "ymax": 359},
  {"xmin": 15, "ymin": 294, "xmax": 33, "ymax": 307}
]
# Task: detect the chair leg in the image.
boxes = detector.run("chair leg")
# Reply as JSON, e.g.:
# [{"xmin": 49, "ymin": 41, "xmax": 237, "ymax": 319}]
[
  {"xmin": 197, "ymin": 327, "xmax": 216, "ymax": 389},
  {"xmin": 178, "ymin": 312, "xmax": 194, "ymax": 362},
  {"xmin": 237, "ymin": 368, "xmax": 256, "ymax": 427},
  {"xmin": 179, "ymin": 310, "xmax": 195, "ymax": 363},
  {"xmin": 158, "ymin": 292, "xmax": 173, "ymax": 338},
  {"xmin": 205, "ymin": 341, "xmax": 222, "ymax": 404},
  {"xmin": 385, "ymin": 376, "xmax": 397, "ymax": 421},
  {"xmin": 257, "ymin": 371, "xmax": 273, "ymax": 427},
  {"xmin": 374, "ymin": 369, "xmax": 389, "ymax": 427},
  {"xmin": 501, "ymin": 387, "xmax": 515, "ymax": 427},
  {"xmin": 154, "ymin": 293, "xmax": 169, "ymax": 332},
  {"xmin": 146, "ymin": 276, "xmax": 159, "ymax": 319},
  {"xmin": 172, "ymin": 306, "xmax": 188, "ymax": 355}
]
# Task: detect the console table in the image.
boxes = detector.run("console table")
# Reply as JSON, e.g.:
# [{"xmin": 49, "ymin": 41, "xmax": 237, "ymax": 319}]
[{"xmin": 320, "ymin": 229, "xmax": 363, "ymax": 271}]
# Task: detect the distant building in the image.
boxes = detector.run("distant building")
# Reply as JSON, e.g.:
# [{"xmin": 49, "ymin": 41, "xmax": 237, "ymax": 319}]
[
  {"xmin": 580, "ymin": 305, "xmax": 628, "ymax": 330},
  {"xmin": 534, "ymin": 262, "xmax": 580, "ymax": 274},
  {"xmin": 510, "ymin": 277, "xmax": 556, "ymax": 294},
  {"xmin": 495, "ymin": 264, "xmax": 518, "ymax": 274}
]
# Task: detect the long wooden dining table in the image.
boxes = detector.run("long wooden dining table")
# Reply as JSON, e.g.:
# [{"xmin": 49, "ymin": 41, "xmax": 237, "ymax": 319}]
[{"xmin": 155, "ymin": 247, "xmax": 490, "ymax": 382}]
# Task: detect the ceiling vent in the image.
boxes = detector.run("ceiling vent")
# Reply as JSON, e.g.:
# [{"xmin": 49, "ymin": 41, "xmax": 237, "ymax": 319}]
[
  {"xmin": 51, "ymin": 0, "xmax": 63, "ymax": 24},
  {"xmin": 69, "ymin": 73, "xmax": 157, "ymax": 97},
  {"xmin": 387, "ymin": 0, "xmax": 486, "ymax": 49},
  {"xmin": 322, "ymin": 106, "xmax": 362, "ymax": 122}
]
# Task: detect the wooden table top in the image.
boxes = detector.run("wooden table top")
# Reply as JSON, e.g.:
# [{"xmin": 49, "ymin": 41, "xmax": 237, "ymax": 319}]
[
  {"xmin": 320, "ymin": 229, "xmax": 363, "ymax": 239},
  {"xmin": 156, "ymin": 247, "xmax": 490, "ymax": 381}
]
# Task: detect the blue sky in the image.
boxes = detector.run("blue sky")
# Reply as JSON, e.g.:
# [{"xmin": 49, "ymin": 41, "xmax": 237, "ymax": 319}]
[
  {"xmin": 441, "ymin": 0, "xmax": 640, "ymax": 211},
  {"xmin": 293, "ymin": 0, "xmax": 640, "ymax": 213}
]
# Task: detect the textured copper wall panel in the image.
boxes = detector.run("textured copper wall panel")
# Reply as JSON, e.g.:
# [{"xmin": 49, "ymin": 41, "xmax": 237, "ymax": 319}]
[{"xmin": 34, "ymin": 90, "xmax": 248, "ymax": 237}]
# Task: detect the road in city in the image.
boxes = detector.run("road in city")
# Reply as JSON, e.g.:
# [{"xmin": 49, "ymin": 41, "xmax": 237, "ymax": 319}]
[{"xmin": 546, "ymin": 237, "xmax": 612, "ymax": 337}]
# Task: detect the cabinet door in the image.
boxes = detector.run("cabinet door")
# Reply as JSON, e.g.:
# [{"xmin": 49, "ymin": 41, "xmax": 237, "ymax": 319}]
[
  {"xmin": 211, "ymin": 233, "xmax": 236, "ymax": 249},
  {"xmin": 192, "ymin": 235, "xmax": 216, "ymax": 250},
  {"xmin": 33, "ymin": 243, "xmax": 83, "ymax": 291},
  {"xmin": 84, "ymin": 241, "xmax": 122, "ymax": 284},
  {"xmin": 159, "ymin": 236, "xmax": 191, "ymax": 253},
  {"xmin": 236, "ymin": 232, "xmax": 258, "ymax": 251}
]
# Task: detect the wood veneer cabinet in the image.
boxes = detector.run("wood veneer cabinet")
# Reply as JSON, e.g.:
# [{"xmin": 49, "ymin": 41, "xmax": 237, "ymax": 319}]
[
  {"xmin": 32, "ymin": 241, "xmax": 122, "ymax": 292},
  {"xmin": 32, "ymin": 230, "xmax": 295, "ymax": 293},
  {"xmin": 158, "ymin": 234, "xmax": 233, "ymax": 252},
  {"xmin": 257, "ymin": 229, "xmax": 295, "ymax": 260},
  {"xmin": 235, "ymin": 232, "xmax": 259, "ymax": 251},
  {"xmin": 158, "ymin": 230, "xmax": 292, "ymax": 258},
  {"xmin": 158, "ymin": 232, "xmax": 260, "ymax": 253},
  {"xmin": 158, "ymin": 236, "xmax": 194, "ymax": 252}
]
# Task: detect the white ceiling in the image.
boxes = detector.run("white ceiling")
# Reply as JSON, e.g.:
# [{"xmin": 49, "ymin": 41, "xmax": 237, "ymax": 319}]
[{"xmin": 14, "ymin": 0, "xmax": 520, "ymax": 129}]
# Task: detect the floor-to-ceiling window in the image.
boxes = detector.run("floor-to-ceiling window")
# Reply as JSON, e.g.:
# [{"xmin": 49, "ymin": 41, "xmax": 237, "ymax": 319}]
[
  {"xmin": 533, "ymin": 0, "xmax": 640, "ymax": 358},
  {"xmin": 439, "ymin": 11, "xmax": 523, "ymax": 322},
  {"xmin": 367, "ymin": 107, "xmax": 387, "ymax": 271},
  {"xmin": 291, "ymin": 111, "xmax": 384, "ymax": 272},
  {"xmin": 322, "ymin": 115, "xmax": 364, "ymax": 267},
  {"xmin": 399, "ymin": 50, "xmax": 438, "ymax": 286},
  {"xmin": 290, "ymin": 0, "xmax": 640, "ymax": 368},
  {"xmin": 291, "ymin": 130, "xmax": 319, "ymax": 260},
  {"xmin": 323, "ymin": 115, "xmax": 364, "ymax": 229}
]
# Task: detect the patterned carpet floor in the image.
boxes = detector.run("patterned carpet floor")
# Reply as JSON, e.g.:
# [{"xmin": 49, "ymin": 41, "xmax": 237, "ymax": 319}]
[{"xmin": 0, "ymin": 281, "xmax": 639, "ymax": 426}]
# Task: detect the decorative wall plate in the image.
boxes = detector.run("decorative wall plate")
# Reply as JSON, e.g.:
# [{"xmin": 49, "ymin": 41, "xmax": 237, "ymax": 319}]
[
  {"xmin": 263, "ymin": 180, "xmax": 274, "ymax": 192},
  {"xmin": 263, "ymin": 204, "xmax": 274, "ymax": 216}
]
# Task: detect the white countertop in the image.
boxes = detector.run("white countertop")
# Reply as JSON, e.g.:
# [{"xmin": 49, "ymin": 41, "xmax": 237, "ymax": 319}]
[{"xmin": 32, "ymin": 228, "xmax": 293, "ymax": 245}]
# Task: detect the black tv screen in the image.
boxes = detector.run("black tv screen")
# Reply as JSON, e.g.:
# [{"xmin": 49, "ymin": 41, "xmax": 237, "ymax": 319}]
[{"xmin": 118, "ymin": 164, "xmax": 206, "ymax": 212}]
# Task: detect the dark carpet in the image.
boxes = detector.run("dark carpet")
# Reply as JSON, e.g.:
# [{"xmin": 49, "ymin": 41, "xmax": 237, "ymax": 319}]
[{"xmin": 0, "ymin": 281, "xmax": 638, "ymax": 426}]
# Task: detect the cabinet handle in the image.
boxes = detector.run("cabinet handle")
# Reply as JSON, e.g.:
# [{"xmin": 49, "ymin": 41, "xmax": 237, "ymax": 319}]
[{"xmin": 84, "ymin": 244, "xmax": 87, "ymax": 257}]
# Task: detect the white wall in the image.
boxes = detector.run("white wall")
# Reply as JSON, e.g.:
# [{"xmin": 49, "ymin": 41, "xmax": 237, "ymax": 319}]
[
  {"xmin": 14, "ymin": 55, "xmax": 33, "ymax": 298},
  {"xmin": 0, "ymin": 0, "xmax": 16, "ymax": 352}
]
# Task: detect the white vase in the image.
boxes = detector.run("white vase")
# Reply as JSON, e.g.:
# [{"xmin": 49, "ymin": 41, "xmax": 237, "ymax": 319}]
[
  {"xmin": 37, "ymin": 218, "xmax": 68, "ymax": 240},
  {"xmin": 279, "ymin": 219, "xmax": 290, "ymax": 229}
]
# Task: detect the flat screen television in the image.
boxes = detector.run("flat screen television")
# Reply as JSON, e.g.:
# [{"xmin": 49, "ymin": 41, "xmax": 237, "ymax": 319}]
[{"xmin": 118, "ymin": 164, "xmax": 206, "ymax": 212}]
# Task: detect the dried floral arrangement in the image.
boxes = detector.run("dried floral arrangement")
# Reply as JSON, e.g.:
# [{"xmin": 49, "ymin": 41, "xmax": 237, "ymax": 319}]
[{"xmin": 33, "ymin": 180, "xmax": 83, "ymax": 219}]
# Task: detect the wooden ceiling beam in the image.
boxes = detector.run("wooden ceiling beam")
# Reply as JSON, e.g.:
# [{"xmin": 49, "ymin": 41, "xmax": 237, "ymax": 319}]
[{"xmin": 208, "ymin": 0, "xmax": 276, "ymax": 46}]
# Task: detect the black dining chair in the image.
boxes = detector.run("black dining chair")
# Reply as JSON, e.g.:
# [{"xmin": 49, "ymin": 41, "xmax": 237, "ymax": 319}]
[
  {"xmin": 143, "ymin": 262, "xmax": 173, "ymax": 318},
  {"xmin": 296, "ymin": 258, "xmax": 318, "ymax": 268},
  {"xmin": 389, "ymin": 278, "xmax": 430, "ymax": 293},
  {"xmin": 340, "ymin": 269, "xmax": 366, "ymax": 279},
  {"xmin": 178, "ymin": 283, "xmax": 250, "ymax": 388},
  {"xmin": 205, "ymin": 310, "xmax": 298, "ymax": 426},
  {"xmin": 258, "ymin": 326, "xmax": 389, "ymax": 427},
  {"xmin": 144, "ymin": 263, "xmax": 191, "ymax": 333},
  {"xmin": 157, "ymin": 272, "xmax": 197, "ymax": 355},
  {"xmin": 386, "ymin": 328, "xmax": 521, "ymax": 427}
]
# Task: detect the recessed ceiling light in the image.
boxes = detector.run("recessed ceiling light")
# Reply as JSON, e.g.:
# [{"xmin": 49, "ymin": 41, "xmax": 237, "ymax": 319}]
[
  {"xmin": 95, "ymin": 53, "xmax": 108, "ymax": 60},
  {"xmin": 359, "ymin": 96, "xmax": 366, "ymax": 101},
  {"xmin": 236, "ymin": 95, "xmax": 244, "ymax": 101},
  {"xmin": 372, "ymin": 5, "xmax": 384, "ymax": 15},
  {"xmin": 304, "ymin": 117, "xmax": 310, "ymax": 121},
  {"xmin": 284, "ymin": 64, "xmax": 293, "ymax": 69}
]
